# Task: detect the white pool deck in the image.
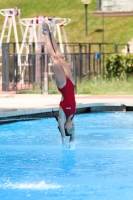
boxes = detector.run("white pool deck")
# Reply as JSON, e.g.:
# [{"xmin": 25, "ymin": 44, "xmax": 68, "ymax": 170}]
[{"xmin": 0, "ymin": 94, "xmax": 133, "ymax": 119}]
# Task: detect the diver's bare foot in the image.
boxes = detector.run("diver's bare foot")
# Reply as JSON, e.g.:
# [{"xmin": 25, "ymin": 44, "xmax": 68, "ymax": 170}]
[{"xmin": 42, "ymin": 22, "xmax": 50, "ymax": 35}]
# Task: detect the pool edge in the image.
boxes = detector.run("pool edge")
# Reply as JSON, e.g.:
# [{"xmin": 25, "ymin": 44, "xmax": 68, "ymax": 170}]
[{"xmin": 0, "ymin": 103, "xmax": 133, "ymax": 124}]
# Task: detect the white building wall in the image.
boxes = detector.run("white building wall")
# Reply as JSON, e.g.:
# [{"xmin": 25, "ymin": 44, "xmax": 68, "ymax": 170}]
[{"xmin": 102, "ymin": 0, "xmax": 133, "ymax": 11}]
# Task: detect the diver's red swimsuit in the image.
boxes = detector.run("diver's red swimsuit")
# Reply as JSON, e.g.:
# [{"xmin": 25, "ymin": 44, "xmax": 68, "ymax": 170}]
[{"xmin": 58, "ymin": 77, "xmax": 76, "ymax": 120}]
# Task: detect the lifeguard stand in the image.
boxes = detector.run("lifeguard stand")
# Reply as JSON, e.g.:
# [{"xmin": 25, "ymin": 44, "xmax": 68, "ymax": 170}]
[
  {"xmin": 0, "ymin": 7, "xmax": 23, "ymax": 55},
  {"xmin": 53, "ymin": 17, "xmax": 71, "ymax": 53},
  {"xmin": 19, "ymin": 16, "xmax": 71, "ymax": 84},
  {"xmin": 0, "ymin": 12, "xmax": 71, "ymax": 86},
  {"xmin": 19, "ymin": 15, "xmax": 45, "ymax": 55},
  {"xmin": 19, "ymin": 16, "xmax": 71, "ymax": 53}
]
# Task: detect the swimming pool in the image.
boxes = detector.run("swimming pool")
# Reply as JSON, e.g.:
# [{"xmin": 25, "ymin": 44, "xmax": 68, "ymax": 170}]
[{"xmin": 0, "ymin": 112, "xmax": 133, "ymax": 200}]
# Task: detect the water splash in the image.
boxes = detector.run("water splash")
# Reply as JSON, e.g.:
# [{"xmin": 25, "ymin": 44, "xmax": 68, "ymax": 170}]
[{"xmin": 0, "ymin": 181, "xmax": 61, "ymax": 190}]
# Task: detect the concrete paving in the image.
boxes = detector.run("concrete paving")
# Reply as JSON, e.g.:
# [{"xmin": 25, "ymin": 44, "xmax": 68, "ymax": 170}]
[{"xmin": 0, "ymin": 94, "xmax": 133, "ymax": 121}]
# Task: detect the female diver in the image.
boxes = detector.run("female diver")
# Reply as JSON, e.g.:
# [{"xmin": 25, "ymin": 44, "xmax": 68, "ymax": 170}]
[{"xmin": 42, "ymin": 21, "xmax": 76, "ymax": 149}]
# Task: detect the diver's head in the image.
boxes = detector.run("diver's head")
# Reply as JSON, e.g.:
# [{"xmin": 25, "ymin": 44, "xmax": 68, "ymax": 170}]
[
  {"xmin": 64, "ymin": 120, "xmax": 75, "ymax": 136},
  {"xmin": 58, "ymin": 120, "xmax": 75, "ymax": 136}
]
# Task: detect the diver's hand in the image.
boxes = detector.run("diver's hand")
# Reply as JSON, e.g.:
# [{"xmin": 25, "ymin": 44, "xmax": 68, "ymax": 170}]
[
  {"xmin": 68, "ymin": 142, "xmax": 75, "ymax": 150},
  {"xmin": 62, "ymin": 138, "xmax": 67, "ymax": 148}
]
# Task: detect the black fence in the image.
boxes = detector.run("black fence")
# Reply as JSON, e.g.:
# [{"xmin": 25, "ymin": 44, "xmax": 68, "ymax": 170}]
[{"xmin": 1, "ymin": 42, "xmax": 132, "ymax": 93}]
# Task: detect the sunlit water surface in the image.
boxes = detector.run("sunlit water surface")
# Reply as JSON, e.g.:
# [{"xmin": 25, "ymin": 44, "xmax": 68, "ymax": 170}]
[{"xmin": 0, "ymin": 112, "xmax": 133, "ymax": 200}]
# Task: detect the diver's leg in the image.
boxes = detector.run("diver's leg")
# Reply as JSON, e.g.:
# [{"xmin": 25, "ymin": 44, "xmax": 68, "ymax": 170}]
[
  {"xmin": 42, "ymin": 24, "xmax": 66, "ymax": 88},
  {"xmin": 49, "ymin": 32, "xmax": 74, "ymax": 83},
  {"xmin": 49, "ymin": 32, "xmax": 63, "ymax": 56}
]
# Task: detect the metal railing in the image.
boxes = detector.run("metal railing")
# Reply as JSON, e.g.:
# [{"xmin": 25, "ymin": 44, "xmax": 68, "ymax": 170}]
[{"xmin": 1, "ymin": 42, "xmax": 133, "ymax": 93}]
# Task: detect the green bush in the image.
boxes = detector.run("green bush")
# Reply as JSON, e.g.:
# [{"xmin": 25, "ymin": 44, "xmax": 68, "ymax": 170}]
[
  {"xmin": 106, "ymin": 54, "xmax": 133, "ymax": 78},
  {"xmin": 123, "ymin": 54, "xmax": 133, "ymax": 75}
]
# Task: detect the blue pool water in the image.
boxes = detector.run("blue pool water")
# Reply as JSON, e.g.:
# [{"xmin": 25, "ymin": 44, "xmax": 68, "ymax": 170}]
[{"xmin": 0, "ymin": 112, "xmax": 133, "ymax": 200}]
